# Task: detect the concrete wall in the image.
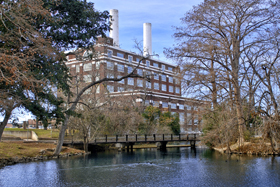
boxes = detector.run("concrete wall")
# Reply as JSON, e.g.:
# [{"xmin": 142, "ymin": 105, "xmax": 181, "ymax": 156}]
[{"xmin": 3, "ymin": 131, "xmax": 38, "ymax": 141}]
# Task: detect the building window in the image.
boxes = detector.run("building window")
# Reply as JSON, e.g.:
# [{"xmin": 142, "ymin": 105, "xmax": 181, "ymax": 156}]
[
  {"xmin": 84, "ymin": 89, "xmax": 91, "ymax": 94},
  {"xmin": 154, "ymin": 73, "xmax": 159, "ymax": 80},
  {"xmin": 107, "ymin": 73, "xmax": 114, "ymax": 79},
  {"xmin": 179, "ymin": 113, "xmax": 184, "ymax": 124},
  {"xmin": 95, "ymin": 76, "xmax": 100, "ymax": 81},
  {"xmin": 175, "ymin": 78, "xmax": 180, "ymax": 84},
  {"xmin": 162, "ymin": 64, "xmax": 165, "ymax": 71},
  {"xmin": 154, "ymin": 101, "xmax": 159, "ymax": 107},
  {"xmin": 137, "ymin": 79, "xmax": 143, "ymax": 87},
  {"xmin": 153, "ymin": 63, "xmax": 158, "ymax": 68},
  {"xmin": 187, "ymin": 113, "xmax": 192, "ymax": 125},
  {"xmin": 117, "ymin": 64, "xmax": 124, "ymax": 72},
  {"xmin": 106, "ymin": 73, "xmax": 114, "ymax": 80},
  {"xmin": 83, "ymin": 74, "xmax": 92, "ymax": 83},
  {"xmin": 76, "ymin": 65, "xmax": 80, "ymax": 73},
  {"xmin": 168, "ymin": 67, "xmax": 173, "ymax": 71},
  {"xmin": 162, "ymin": 102, "xmax": 168, "ymax": 108},
  {"xmin": 146, "ymin": 81, "xmax": 151, "ymax": 89},
  {"xmin": 83, "ymin": 63, "xmax": 92, "ymax": 71},
  {"xmin": 146, "ymin": 60, "xmax": 150, "ymax": 67},
  {"xmin": 96, "ymin": 61, "xmax": 100, "ymax": 69},
  {"xmin": 107, "ymin": 61, "xmax": 114, "ymax": 70},
  {"xmin": 186, "ymin": 105, "xmax": 192, "ymax": 110},
  {"xmin": 107, "ymin": 50, "xmax": 113, "ymax": 57},
  {"xmin": 169, "ymin": 76, "xmax": 173, "ymax": 83},
  {"xmin": 154, "ymin": 83, "xmax": 159, "ymax": 90},
  {"xmin": 194, "ymin": 115, "xmax": 198, "ymax": 125},
  {"xmin": 138, "ymin": 69, "xmax": 143, "ymax": 76},
  {"xmin": 161, "ymin": 74, "xmax": 166, "ymax": 82},
  {"xmin": 118, "ymin": 87, "xmax": 124, "ymax": 92},
  {"xmin": 171, "ymin": 103, "xmax": 176, "ymax": 109},
  {"xmin": 162, "ymin": 84, "xmax": 166, "ymax": 91},
  {"xmin": 128, "ymin": 78, "xmax": 134, "ymax": 85},
  {"xmin": 169, "ymin": 85, "xmax": 173, "ymax": 93},
  {"xmin": 127, "ymin": 66, "xmax": 133, "ymax": 73},
  {"xmin": 175, "ymin": 87, "xmax": 180, "ymax": 94},
  {"xmin": 145, "ymin": 100, "xmax": 150, "ymax": 106},
  {"xmin": 107, "ymin": 85, "xmax": 114, "ymax": 93},
  {"xmin": 136, "ymin": 58, "xmax": 140, "ymax": 62},
  {"xmin": 128, "ymin": 55, "xmax": 133, "ymax": 63},
  {"xmin": 179, "ymin": 104, "xmax": 184, "ymax": 110},
  {"xmin": 117, "ymin": 52, "xmax": 124, "ymax": 58},
  {"xmin": 96, "ymin": 85, "xmax": 100, "ymax": 93},
  {"xmin": 118, "ymin": 75, "xmax": 124, "ymax": 84},
  {"xmin": 145, "ymin": 71, "xmax": 151, "ymax": 76}
]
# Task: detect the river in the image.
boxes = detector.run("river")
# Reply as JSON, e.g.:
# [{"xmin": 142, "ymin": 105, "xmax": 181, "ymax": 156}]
[{"xmin": 0, "ymin": 148, "xmax": 279, "ymax": 187}]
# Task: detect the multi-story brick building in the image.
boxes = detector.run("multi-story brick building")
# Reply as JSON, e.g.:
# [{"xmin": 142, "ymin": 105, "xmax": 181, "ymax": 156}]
[{"xmin": 65, "ymin": 9, "xmax": 204, "ymax": 133}]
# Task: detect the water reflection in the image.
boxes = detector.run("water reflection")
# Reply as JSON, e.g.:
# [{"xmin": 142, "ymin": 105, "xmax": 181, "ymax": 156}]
[{"xmin": 0, "ymin": 148, "xmax": 279, "ymax": 187}]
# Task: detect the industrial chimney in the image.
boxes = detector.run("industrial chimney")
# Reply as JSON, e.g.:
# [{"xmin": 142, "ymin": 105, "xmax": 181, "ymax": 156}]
[
  {"xmin": 109, "ymin": 9, "xmax": 119, "ymax": 47},
  {"xmin": 143, "ymin": 23, "xmax": 152, "ymax": 57}
]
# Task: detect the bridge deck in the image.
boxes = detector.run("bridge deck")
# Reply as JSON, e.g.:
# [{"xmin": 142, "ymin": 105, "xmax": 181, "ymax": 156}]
[{"xmin": 63, "ymin": 134, "xmax": 200, "ymax": 145}]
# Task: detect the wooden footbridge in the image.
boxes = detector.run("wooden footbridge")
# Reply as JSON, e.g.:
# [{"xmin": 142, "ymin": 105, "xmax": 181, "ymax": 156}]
[{"xmin": 63, "ymin": 133, "xmax": 200, "ymax": 151}]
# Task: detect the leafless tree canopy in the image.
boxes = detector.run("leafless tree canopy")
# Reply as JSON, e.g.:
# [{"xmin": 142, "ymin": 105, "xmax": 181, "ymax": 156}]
[{"xmin": 165, "ymin": 0, "xmax": 280, "ymax": 150}]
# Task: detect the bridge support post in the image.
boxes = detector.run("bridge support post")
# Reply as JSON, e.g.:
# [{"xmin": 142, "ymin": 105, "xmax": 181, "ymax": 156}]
[
  {"xmin": 115, "ymin": 143, "xmax": 126, "ymax": 151},
  {"xmin": 190, "ymin": 140, "xmax": 196, "ymax": 149},
  {"xmin": 126, "ymin": 142, "xmax": 134, "ymax": 152},
  {"xmin": 156, "ymin": 141, "xmax": 167, "ymax": 150}
]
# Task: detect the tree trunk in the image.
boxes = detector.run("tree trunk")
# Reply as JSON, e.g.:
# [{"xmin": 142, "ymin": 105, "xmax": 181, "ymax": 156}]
[
  {"xmin": 36, "ymin": 117, "xmax": 39, "ymax": 129},
  {"xmin": 210, "ymin": 60, "xmax": 217, "ymax": 108},
  {"xmin": 269, "ymin": 132, "xmax": 276, "ymax": 152},
  {"xmin": 232, "ymin": 39, "xmax": 245, "ymax": 145},
  {"xmin": 53, "ymin": 115, "xmax": 70, "ymax": 156},
  {"xmin": 84, "ymin": 135, "xmax": 88, "ymax": 153},
  {"xmin": 234, "ymin": 85, "xmax": 245, "ymax": 145},
  {"xmin": 226, "ymin": 141, "xmax": 231, "ymax": 154},
  {"xmin": 0, "ymin": 112, "xmax": 11, "ymax": 141}
]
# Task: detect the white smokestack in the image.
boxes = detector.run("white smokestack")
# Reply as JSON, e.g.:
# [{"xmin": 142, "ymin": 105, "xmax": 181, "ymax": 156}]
[
  {"xmin": 109, "ymin": 9, "xmax": 119, "ymax": 47},
  {"xmin": 143, "ymin": 23, "xmax": 152, "ymax": 57}
]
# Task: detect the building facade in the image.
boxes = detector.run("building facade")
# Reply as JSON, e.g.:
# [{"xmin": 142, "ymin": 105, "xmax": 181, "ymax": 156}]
[{"xmin": 65, "ymin": 9, "xmax": 204, "ymax": 133}]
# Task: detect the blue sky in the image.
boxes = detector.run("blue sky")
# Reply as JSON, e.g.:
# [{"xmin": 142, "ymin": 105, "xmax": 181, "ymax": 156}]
[{"xmin": 92, "ymin": 0, "xmax": 203, "ymax": 63}]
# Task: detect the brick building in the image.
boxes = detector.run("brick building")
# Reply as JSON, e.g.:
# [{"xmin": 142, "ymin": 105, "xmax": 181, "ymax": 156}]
[{"xmin": 65, "ymin": 9, "xmax": 204, "ymax": 133}]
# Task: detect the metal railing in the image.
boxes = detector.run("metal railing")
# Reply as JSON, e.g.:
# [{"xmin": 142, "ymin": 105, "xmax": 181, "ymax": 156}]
[{"xmin": 93, "ymin": 133, "xmax": 199, "ymax": 143}]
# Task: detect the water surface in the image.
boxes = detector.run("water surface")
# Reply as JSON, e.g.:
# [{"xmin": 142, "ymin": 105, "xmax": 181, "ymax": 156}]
[{"xmin": 0, "ymin": 148, "xmax": 279, "ymax": 187}]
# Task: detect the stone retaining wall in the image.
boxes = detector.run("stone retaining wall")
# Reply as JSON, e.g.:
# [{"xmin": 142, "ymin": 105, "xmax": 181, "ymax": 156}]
[{"xmin": 3, "ymin": 131, "xmax": 38, "ymax": 141}]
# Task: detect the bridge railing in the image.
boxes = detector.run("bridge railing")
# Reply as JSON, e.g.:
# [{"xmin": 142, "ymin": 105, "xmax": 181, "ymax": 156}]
[{"xmin": 93, "ymin": 133, "xmax": 200, "ymax": 143}]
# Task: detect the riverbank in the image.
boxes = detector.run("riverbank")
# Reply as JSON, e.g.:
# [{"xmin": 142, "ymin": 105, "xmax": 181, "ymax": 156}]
[
  {"xmin": 214, "ymin": 142, "xmax": 280, "ymax": 156},
  {"xmin": 0, "ymin": 141, "xmax": 85, "ymax": 167}
]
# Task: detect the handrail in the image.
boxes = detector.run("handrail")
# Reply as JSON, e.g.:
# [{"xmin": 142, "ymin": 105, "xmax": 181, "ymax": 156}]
[{"xmin": 92, "ymin": 133, "xmax": 200, "ymax": 143}]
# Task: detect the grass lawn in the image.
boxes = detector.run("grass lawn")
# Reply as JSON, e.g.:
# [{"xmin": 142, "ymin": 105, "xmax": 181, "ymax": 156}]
[{"xmin": 0, "ymin": 142, "xmax": 84, "ymax": 159}]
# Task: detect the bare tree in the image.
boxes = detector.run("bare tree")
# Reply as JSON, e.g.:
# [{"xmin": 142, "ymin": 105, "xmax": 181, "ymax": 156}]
[
  {"xmin": 246, "ymin": 29, "xmax": 280, "ymax": 151},
  {"xmin": 165, "ymin": 0, "xmax": 280, "ymax": 144},
  {"xmin": 53, "ymin": 47, "xmax": 148, "ymax": 155}
]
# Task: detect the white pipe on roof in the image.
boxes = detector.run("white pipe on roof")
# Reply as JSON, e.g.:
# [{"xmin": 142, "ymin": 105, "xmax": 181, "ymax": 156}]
[
  {"xmin": 109, "ymin": 9, "xmax": 119, "ymax": 47},
  {"xmin": 143, "ymin": 23, "xmax": 152, "ymax": 58}
]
